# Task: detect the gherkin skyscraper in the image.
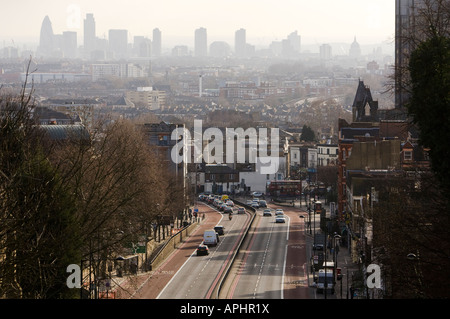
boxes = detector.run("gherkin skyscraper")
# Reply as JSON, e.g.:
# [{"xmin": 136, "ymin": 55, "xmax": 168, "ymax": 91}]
[{"xmin": 38, "ymin": 15, "xmax": 54, "ymax": 57}]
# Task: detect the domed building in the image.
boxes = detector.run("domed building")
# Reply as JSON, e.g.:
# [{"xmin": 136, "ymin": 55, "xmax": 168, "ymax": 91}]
[{"xmin": 349, "ymin": 36, "xmax": 361, "ymax": 59}]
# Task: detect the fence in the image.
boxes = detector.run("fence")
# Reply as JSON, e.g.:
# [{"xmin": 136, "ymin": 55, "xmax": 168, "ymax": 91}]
[{"xmin": 147, "ymin": 221, "xmax": 199, "ymax": 271}]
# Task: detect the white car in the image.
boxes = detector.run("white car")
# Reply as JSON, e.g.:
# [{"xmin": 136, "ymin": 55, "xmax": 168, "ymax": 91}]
[
  {"xmin": 226, "ymin": 200, "xmax": 234, "ymax": 207},
  {"xmin": 275, "ymin": 216, "xmax": 286, "ymax": 223},
  {"xmin": 263, "ymin": 209, "xmax": 272, "ymax": 216},
  {"xmin": 275, "ymin": 209, "xmax": 284, "ymax": 215}
]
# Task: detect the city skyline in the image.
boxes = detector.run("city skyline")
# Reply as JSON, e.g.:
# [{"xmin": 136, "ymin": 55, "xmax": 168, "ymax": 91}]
[{"xmin": 1, "ymin": 0, "xmax": 395, "ymax": 49}]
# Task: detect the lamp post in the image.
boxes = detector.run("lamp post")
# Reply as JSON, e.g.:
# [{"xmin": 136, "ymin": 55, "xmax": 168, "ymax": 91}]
[
  {"xmin": 407, "ymin": 251, "xmax": 424, "ymax": 298},
  {"xmin": 308, "ymin": 203, "xmax": 312, "ymax": 234},
  {"xmin": 333, "ymin": 234, "xmax": 342, "ymax": 298}
]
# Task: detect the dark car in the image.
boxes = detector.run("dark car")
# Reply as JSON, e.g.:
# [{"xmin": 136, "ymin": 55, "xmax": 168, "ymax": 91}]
[
  {"xmin": 259, "ymin": 200, "xmax": 267, "ymax": 208},
  {"xmin": 197, "ymin": 244, "xmax": 209, "ymax": 256},
  {"xmin": 214, "ymin": 225, "xmax": 225, "ymax": 235}
]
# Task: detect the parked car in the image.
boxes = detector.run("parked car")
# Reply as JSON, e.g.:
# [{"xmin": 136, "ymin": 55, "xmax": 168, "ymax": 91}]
[
  {"xmin": 196, "ymin": 244, "xmax": 209, "ymax": 256},
  {"xmin": 263, "ymin": 209, "xmax": 272, "ymax": 216},
  {"xmin": 313, "ymin": 243, "xmax": 324, "ymax": 251}
]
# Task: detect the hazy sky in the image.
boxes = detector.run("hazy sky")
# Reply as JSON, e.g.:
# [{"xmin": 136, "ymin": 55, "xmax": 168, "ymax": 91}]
[{"xmin": 1, "ymin": 0, "xmax": 395, "ymax": 47}]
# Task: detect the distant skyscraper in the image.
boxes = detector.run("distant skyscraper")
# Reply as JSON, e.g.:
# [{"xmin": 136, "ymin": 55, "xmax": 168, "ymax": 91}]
[
  {"xmin": 195, "ymin": 27, "xmax": 207, "ymax": 57},
  {"xmin": 395, "ymin": 0, "xmax": 428, "ymax": 109},
  {"xmin": 235, "ymin": 28, "xmax": 246, "ymax": 57},
  {"xmin": 38, "ymin": 16, "xmax": 54, "ymax": 57},
  {"xmin": 109, "ymin": 29, "xmax": 128, "ymax": 59},
  {"xmin": 349, "ymin": 36, "xmax": 361, "ymax": 59},
  {"xmin": 134, "ymin": 36, "xmax": 151, "ymax": 57},
  {"xmin": 287, "ymin": 31, "xmax": 301, "ymax": 53},
  {"xmin": 84, "ymin": 13, "xmax": 96, "ymax": 57},
  {"xmin": 152, "ymin": 28, "xmax": 162, "ymax": 57},
  {"xmin": 62, "ymin": 31, "xmax": 77, "ymax": 59},
  {"xmin": 320, "ymin": 43, "xmax": 332, "ymax": 60}
]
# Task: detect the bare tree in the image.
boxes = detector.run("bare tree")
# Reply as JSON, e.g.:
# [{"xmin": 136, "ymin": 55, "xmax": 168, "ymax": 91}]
[{"xmin": 371, "ymin": 171, "xmax": 450, "ymax": 298}]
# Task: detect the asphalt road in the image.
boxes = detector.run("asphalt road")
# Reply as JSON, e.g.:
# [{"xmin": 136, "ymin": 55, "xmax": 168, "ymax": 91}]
[
  {"xmin": 155, "ymin": 204, "xmax": 252, "ymax": 299},
  {"xmin": 221, "ymin": 202, "xmax": 311, "ymax": 299},
  {"xmin": 121, "ymin": 200, "xmax": 315, "ymax": 300}
]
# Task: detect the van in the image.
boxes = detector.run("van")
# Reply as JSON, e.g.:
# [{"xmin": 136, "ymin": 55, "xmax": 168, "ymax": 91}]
[
  {"xmin": 316, "ymin": 269, "xmax": 335, "ymax": 294},
  {"xmin": 203, "ymin": 230, "xmax": 218, "ymax": 246}
]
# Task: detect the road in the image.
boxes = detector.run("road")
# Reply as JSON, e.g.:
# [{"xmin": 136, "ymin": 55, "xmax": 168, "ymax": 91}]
[
  {"xmin": 220, "ymin": 202, "xmax": 311, "ymax": 299},
  {"xmin": 124, "ymin": 203, "xmax": 224, "ymax": 299},
  {"xmin": 124, "ymin": 199, "xmax": 322, "ymax": 300},
  {"xmin": 155, "ymin": 204, "xmax": 252, "ymax": 299}
]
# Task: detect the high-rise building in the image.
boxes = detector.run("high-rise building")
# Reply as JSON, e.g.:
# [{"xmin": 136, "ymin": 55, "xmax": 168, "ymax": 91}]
[
  {"xmin": 395, "ymin": 0, "xmax": 426, "ymax": 109},
  {"xmin": 109, "ymin": 29, "xmax": 128, "ymax": 59},
  {"xmin": 38, "ymin": 16, "xmax": 54, "ymax": 57},
  {"xmin": 320, "ymin": 44, "xmax": 332, "ymax": 60},
  {"xmin": 287, "ymin": 31, "xmax": 301, "ymax": 53},
  {"xmin": 235, "ymin": 28, "xmax": 246, "ymax": 57},
  {"xmin": 62, "ymin": 31, "xmax": 77, "ymax": 59},
  {"xmin": 133, "ymin": 36, "xmax": 151, "ymax": 57},
  {"xmin": 195, "ymin": 27, "xmax": 207, "ymax": 57},
  {"xmin": 152, "ymin": 28, "xmax": 162, "ymax": 57},
  {"xmin": 84, "ymin": 13, "xmax": 96, "ymax": 57},
  {"xmin": 349, "ymin": 36, "xmax": 361, "ymax": 59}
]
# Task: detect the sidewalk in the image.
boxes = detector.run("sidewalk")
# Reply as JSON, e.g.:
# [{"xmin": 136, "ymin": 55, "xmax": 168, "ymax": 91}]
[{"xmin": 300, "ymin": 200, "xmax": 360, "ymax": 299}]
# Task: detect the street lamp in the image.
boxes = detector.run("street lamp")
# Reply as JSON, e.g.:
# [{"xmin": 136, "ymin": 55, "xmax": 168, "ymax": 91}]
[
  {"xmin": 407, "ymin": 251, "xmax": 424, "ymax": 297},
  {"xmin": 307, "ymin": 203, "xmax": 312, "ymax": 234},
  {"xmin": 333, "ymin": 234, "xmax": 342, "ymax": 298}
]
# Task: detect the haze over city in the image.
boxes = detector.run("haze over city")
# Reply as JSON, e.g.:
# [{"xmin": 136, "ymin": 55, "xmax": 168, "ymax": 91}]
[{"xmin": 1, "ymin": 0, "xmax": 395, "ymax": 49}]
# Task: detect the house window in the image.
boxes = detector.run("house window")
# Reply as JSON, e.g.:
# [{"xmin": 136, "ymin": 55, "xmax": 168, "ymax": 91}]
[
  {"xmin": 158, "ymin": 134, "xmax": 169, "ymax": 146},
  {"xmin": 404, "ymin": 151, "xmax": 413, "ymax": 161}
]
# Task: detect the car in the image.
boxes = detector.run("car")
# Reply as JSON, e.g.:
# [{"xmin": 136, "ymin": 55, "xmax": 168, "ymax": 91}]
[
  {"xmin": 196, "ymin": 244, "xmax": 209, "ymax": 256},
  {"xmin": 263, "ymin": 209, "xmax": 272, "ymax": 216},
  {"xmin": 313, "ymin": 243, "xmax": 324, "ymax": 251},
  {"xmin": 219, "ymin": 203, "xmax": 227, "ymax": 211},
  {"xmin": 214, "ymin": 225, "xmax": 225, "ymax": 235},
  {"xmin": 259, "ymin": 200, "xmax": 267, "ymax": 208},
  {"xmin": 251, "ymin": 202, "xmax": 260, "ymax": 208},
  {"xmin": 252, "ymin": 191, "xmax": 263, "ymax": 197},
  {"xmin": 275, "ymin": 216, "xmax": 286, "ymax": 223},
  {"xmin": 237, "ymin": 207, "xmax": 245, "ymax": 214},
  {"xmin": 275, "ymin": 209, "xmax": 284, "ymax": 215},
  {"xmin": 223, "ymin": 206, "xmax": 232, "ymax": 214},
  {"xmin": 226, "ymin": 200, "xmax": 234, "ymax": 207},
  {"xmin": 246, "ymin": 200, "xmax": 253, "ymax": 206}
]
